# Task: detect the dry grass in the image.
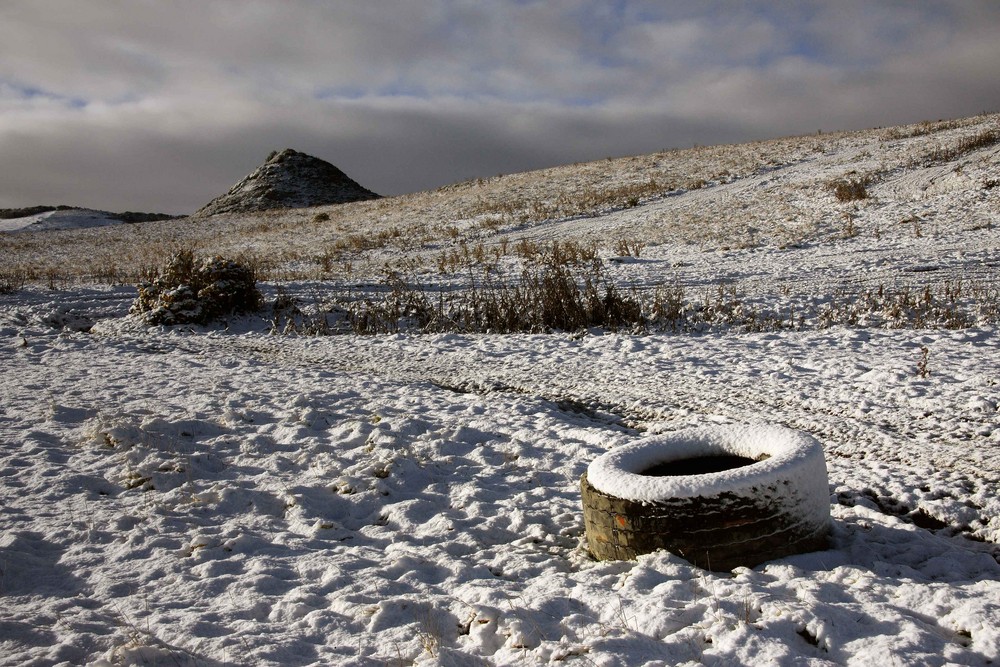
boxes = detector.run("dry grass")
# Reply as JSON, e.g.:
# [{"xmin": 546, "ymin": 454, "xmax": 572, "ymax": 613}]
[
  {"xmin": 613, "ymin": 238, "xmax": 645, "ymax": 257},
  {"xmin": 831, "ymin": 177, "xmax": 869, "ymax": 202},
  {"xmin": 343, "ymin": 243, "xmax": 643, "ymax": 334},
  {"xmin": 812, "ymin": 281, "xmax": 998, "ymax": 329},
  {"xmin": 0, "ymin": 268, "xmax": 32, "ymax": 294},
  {"xmin": 921, "ymin": 129, "xmax": 999, "ymax": 166},
  {"xmin": 277, "ymin": 238, "xmax": 1000, "ymax": 336},
  {"xmin": 881, "ymin": 118, "xmax": 963, "ymax": 142},
  {"xmin": 821, "ymin": 120, "xmax": 997, "ymax": 210},
  {"xmin": 462, "ymin": 176, "xmax": 666, "ymax": 223}
]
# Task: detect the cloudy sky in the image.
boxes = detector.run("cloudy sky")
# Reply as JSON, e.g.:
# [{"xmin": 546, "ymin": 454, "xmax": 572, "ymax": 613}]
[{"xmin": 1, "ymin": 1, "xmax": 998, "ymax": 214}]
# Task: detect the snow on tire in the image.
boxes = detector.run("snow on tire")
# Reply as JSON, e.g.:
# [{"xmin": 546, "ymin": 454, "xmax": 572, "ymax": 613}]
[{"xmin": 581, "ymin": 424, "xmax": 830, "ymax": 570}]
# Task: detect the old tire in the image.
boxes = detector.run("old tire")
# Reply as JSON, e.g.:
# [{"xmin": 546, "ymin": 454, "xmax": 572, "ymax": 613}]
[{"xmin": 581, "ymin": 424, "xmax": 830, "ymax": 570}]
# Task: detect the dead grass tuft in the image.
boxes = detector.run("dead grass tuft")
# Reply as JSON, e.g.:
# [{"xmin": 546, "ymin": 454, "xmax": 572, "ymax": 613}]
[
  {"xmin": 831, "ymin": 177, "xmax": 869, "ymax": 202},
  {"xmin": 0, "ymin": 268, "xmax": 32, "ymax": 294}
]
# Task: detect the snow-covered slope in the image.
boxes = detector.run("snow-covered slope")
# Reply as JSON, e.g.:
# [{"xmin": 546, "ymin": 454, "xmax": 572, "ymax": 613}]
[
  {"xmin": 1, "ymin": 114, "xmax": 999, "ymax": 665},
  {"xmin": 0, "ymin": 207, "xmax": 176, "ymax": 233},
  {"xmin": 0, "ymin": 207, "xmax": 118, "ymax": 232},
  {"xmin": 2, "ymin": 113, "xmax": 996, "ymax": 286}
]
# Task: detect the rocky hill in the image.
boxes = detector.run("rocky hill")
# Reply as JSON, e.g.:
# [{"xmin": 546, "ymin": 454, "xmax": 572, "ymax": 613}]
[{"xmin": 195, "ymin": 149, "xmax": 380, "ymax": 216}]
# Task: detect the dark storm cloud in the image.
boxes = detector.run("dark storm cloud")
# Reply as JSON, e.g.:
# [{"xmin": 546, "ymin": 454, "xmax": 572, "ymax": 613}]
[{"xmin": 1, "ymin": 1, "xmax": 998, "ymax": 214}]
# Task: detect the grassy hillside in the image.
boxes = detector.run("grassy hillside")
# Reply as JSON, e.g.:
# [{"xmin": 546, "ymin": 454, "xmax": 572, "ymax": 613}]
[{"xmin": 2, "ymin": 113, "xmax": 996, "ymax": 289}]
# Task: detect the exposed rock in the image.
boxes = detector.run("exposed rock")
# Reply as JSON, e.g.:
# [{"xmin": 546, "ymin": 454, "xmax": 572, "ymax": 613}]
[{"xmin": 196, "ymin": 149, "xmax": 380, "ymax": 216}]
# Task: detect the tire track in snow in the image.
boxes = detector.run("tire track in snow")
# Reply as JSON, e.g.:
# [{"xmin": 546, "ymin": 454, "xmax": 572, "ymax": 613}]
[{"xmin": 128, "ymin": 329, "xmax": 999, "ymax": 483}]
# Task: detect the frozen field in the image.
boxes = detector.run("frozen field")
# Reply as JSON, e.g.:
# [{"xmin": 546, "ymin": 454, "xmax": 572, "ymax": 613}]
[{"xmin": 1, "ymin": 115, "xmax": 999, "ymax": 665}]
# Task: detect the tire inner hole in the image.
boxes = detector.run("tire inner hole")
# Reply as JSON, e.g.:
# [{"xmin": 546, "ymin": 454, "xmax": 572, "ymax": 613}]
[{"xmin": 641, "ymin": 455, "xmax": 767, "ymax": 476}]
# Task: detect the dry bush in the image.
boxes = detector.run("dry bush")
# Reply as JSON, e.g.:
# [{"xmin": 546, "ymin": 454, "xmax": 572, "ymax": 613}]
[
  {"xmin": 345, "ymin": 254, "xmax": 643, "ymax": 334},
  {"xmin": 0, "ymin": 268, "xmax": 31, "ymax": 294},
  {"xmin": 647, "ymin": 284, "xmax": 687, "ymax": 329},
  {"xmin": 831, "ymin": 177, "xmax": 869, "ymax": 202},
  {"xmin": 613, "ymin": 238, "xmax": 645, "ymax": 257},
  {"xmin": 841, "ymin": 213, "xmax": 858, "ymax": 239},
  {"xmin": 327, "ymin": 225, "xmax": 415, "ymax": 259},
  {"xmin": 514, "ymin": 239, "xmax": 541, "ymax": 260},
  {"xmin": 544, "ymin": 239, "xmax": 599, "ymax": 266},
  {"xmin": 131, "ymin": 249, "xmax": 263, "ymax": 325},
  {"xmin": 343, "ymin": 272, "xmax": 450, "ymax": 334},
  {"xmin": 462, "ymin": 260, "xmax": 642, "ymax": 333}
]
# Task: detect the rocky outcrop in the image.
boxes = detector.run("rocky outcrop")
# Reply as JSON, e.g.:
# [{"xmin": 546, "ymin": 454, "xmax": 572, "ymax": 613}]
[{"xmin": 196, "ymin": 149, "xmax": 380, "ymax": 216}]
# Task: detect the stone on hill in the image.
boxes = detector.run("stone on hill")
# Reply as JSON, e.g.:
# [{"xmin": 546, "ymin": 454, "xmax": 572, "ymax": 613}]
[{"xmin": 196, "ymin": 149, "xmax": 379, "ymax": 216}]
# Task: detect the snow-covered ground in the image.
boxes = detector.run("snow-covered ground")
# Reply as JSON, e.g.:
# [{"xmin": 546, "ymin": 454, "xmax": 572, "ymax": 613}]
[
  {"xmin": 0, "ymin": 209, "xmax": 127, "ymax": 233},
  {"xmin": 2, "ymin": 291, "xmax": 998, "ymax": 665},
  {"xmin": 2, "ymin": 115, "xmax": 999, "ymax": 665}
]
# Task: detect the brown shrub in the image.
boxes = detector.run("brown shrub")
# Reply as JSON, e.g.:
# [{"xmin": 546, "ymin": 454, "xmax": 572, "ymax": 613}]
[
  {"xmin": 131, "ymin": 250, "xmax": 263, "ymax": 325},
  {"xmin": 831, "ymin": 178, "xmax": 869, "ymax": 202}
]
